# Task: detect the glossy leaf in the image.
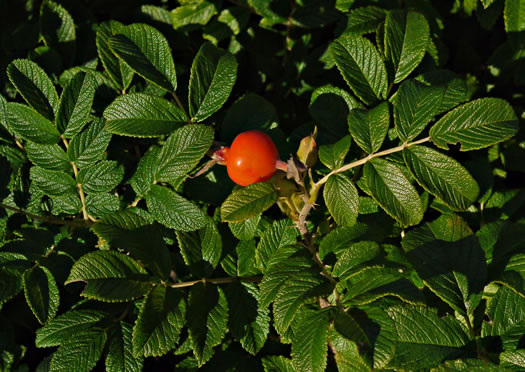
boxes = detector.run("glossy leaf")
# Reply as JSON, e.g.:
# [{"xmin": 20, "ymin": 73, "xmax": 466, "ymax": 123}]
[
  {"xmin": 65, "ymin": 250, "xmax": 152, "ymax": 302},
  {"xmin": 40, "ymin": 0, "xmax": 76, "ymax": 46},
  {"xmin": 67, "ymin": 118, "xmax": 112, "ymax": 167},
  {"xmin": 6, "ymin": 59, "xmax": 58, "ymax": 120},
  {"xmin": 256, "ymin": 219, "xmax": 296, "ymax": 272},
  {"xmin": 36, "ymin": 309, "xmax": 109, "ymax": 348},
  {"xmin": 106, "ymin": 322, "xmax": 143, "ymax": 372},
  {"xmin": 344, "ymin": 6, "xmax": 387, "ymax": 35},
  {"xmin": 155, "ymin": 124, "xmax": 214, "ymax": 182},
  {"xmin": 189, "ymin": 42, "xmax": 238, "ymax": 122},
  {"xmin": 392, "ymin": 80, "xmax": 443, "ymax": 142},
  {"xmin": 324, "ymin": 174, "xmax": 359, "ymax": 227},
  {"xmin": 77, "ymin": 160, "xmax": 124, "ymax": 194},
  {"xmin": 403, "ymin": 145, "xmax": 479, "ymax": 210},
  {"xmin": 348, "ymin": 102, "xmax": 389, "ymax": 154},
  {"xmin": 30, "ymin": 166, "xmax": 77, "ymax": 197},
  {"xmin": 362, "ymin": 158, "xmax": 423, "ymax": 227},
  {"xmin": 104, "ymin": 93, "xmax": 187, "ymax": 137},
  {"xmin": 318, "ymin": 135, "xmax": 352, "ymax": 170},
  {"xmin": 109, "ymin": 23, "xmax": 177, "ymax": 91},
  {"xmin": 171, "ymin": 0, "xmax": 219, "ymax": 29},
  {"xmin": 384, "ymin": 11, "xmax": 430, "ymax": 83},
  {"xmin": 6, "ymin": 103, "xmax": 60, "ymax": 144},
  {"xmin": 56, "ymin": 71, "xmax": 96, "ymax": 137},
  {"xmin": 429, "ymin": 98, "xmax": 518, "ymax": 151},
  {"xmin": 23, "ymin": 266, "xmax": 60, "ymax": 324},
  {"xmin": 221, "ymin": 182, "xmax": 277, "ymax": 222},
  {"xmin": 146, "ymin": 184, "xmax": 207, "ymax": 232},
  {"xmin": 25, "ymin": 142, "xmax": 70, "ymax": 171},
  {"xmin": 187, "ymin": 283, "xmax": 228, "ymax": 366},
  {"xmin": 330, "ymin": 34, "xmax": 388, "ymax": 105},
  {"xmin": 132, "ymin": 285, "xmax": 186, "ymax": 357},
  {"xmin": 49, "ymin": 329, "xmax": 107, "ymax": 372}
]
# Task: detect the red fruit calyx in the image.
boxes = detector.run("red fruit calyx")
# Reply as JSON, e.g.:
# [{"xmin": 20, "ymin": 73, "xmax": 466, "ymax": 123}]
[{"xmin": 225, "ymin": 130, "xmax": 280, "ymax": 186}]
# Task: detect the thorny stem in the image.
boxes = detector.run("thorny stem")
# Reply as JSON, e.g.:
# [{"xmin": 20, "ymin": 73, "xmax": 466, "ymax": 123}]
[
  {"xmin": 61, "ymin": 136, "xmax": 95, "ymax": 222},
  {"xmin": 167, "ymin": 275, "xmax": 262, "ymax": 288},
  {"xmin": 293, "ymin": 137, "xmax": 431, "ymax": 309},
  {"xmin": 0, "ymin": 203, "xmax": 92, "ymax": 227}
]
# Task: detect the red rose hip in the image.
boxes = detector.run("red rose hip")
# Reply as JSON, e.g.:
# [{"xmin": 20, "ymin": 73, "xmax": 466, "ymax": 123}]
[{"xmin": 225, "ymin": 130, "xmax": 279, "ymax": 186}]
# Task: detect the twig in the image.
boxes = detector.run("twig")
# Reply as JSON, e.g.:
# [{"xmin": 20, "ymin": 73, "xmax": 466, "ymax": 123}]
[
  {"xmin": 171, "ymin": 92, "xmax": 191, "ymax": 123},
  {"xmin": 167, "ymin": 275, "xmax": 262, "ymax": 288},
  {"xmin": 0, "ymin": 203, "xmax": 92, "ymax": 227}
]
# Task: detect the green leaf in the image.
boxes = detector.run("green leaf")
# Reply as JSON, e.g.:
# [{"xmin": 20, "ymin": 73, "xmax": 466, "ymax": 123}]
[
  {"xmin": 51, "ymin": 193, "xmax": 82, "ymax": 215},
  {"xmin": 259, "ymin": 247, "xmax": 329, "ymax": 334},
  {"xmin": 385, "ymin": 11, "xmax": 430, "ymax": 83},
  {"xmin": 429, "ymin": 98, "xmax": 519, "ymax": 151},
  {"xmin": 85, "ymin": 193, "xmax": 120, "ymax": 218},
  {"xmin": 49, "ymin": 329, "xmax": 107, "ymax": 372},
  {"xmin": 224, "ymin": 282, "xmax": 270, "ymax": 355},
  {"xmin": 23, "ymin": 266, "xmax": 59, "ymax": 324},
  {"xmin": 6, "ymin": 59, "xmax": 58, "ymax": 121},
  {"xmin": 403, "ymin": 145, "xmax": 479, "ymax": 210},
  {"xmin": 0, "ymin": 269, "xmax": 22, "ymax": 309},
  {"xmin": 36, "ymin": 309, "xmax": 109, "ymax": 348},
  {"xmin": 146, "ymin": 184, "xmax": 207, "ymax": 232},
  {"xmin": 482, "ymin": 285, "xmax": 525, "ymax": 340},
  {"xmin": 362, "ymin": 158, "xmax": 423, "ymax": 227},
  {"xmin": 433, "ymin": 358, "xmax": 502, "ymax": 371},
  {"xmin": 329, "ymin": 328, "xmax": 372, "ymax": 372},
  {"xmin": 319, "ymin": 224, "xmax": 368, "ymax": 259},
  {"xmin": 67, "ymin": 118, "xmax": 112, "ymax": 167},
  {"xmin": 332, "ymin": 241, "xmax": 381, "ymax": 278},
  {"xmin": 504, "ymin": 0, "xmax": 525, "ymax": 34},
  {"xmin": 171, "ymin": 0, "xmax": 219, "ymax": 29},
  {"xmin": 221, "ymin": 182, "xmax": 277, "ymax": 222},
  {"xmin": 130, "ymin": 146, "xmax": 160, "ymax": 197},
  {"xmin": 109, "ymin": 23, "xmax": 177, "ymax": 92},
  {"xmin": 229, "ymin": 214, "xmax": 261, "ymax": 241},
  {"xmin": 341, "ymin": 266, "xmax": 425, "ymax": 306},
  {"xmin": 40, "ymin": 0, "xmax": 76, "ymax": 47},
  {"xmin": 155, "ymin": 124, "xmax": 214, "ymax": 182},
  {"xmin": 333, "ymin": 310, "xmax": 371, "ymax": 349},
  {"xmin": 6, "ymin": 103, "xmax": 60, "ymax": 144},
  {"xmin": 348, "ymin": 102, "xmax": 389, "ymax": 154},
  {"xmin": 56, "ymin": 72, "xmax": 96, "ymax": 137},
  {"xmin": 187, "ymin": 283, "xmax": 229, "ymax": 366},
  {"xmin": 104, "ymin": 93, "xmax": 187, "ymax": 137},
  {"xmin": 380, "ymin": 305, "xmax": 470, "ymax": 370},
  {"xmin": 106, "ymin": 322, "xmax": 143, "ymax": 372},
  {"xmin": 96, "ymin": 21, "xmax": 134, "ymax": 91},
  {"xmin": 324, "ymin": 174, "xmax": 359, "ymax": 227},
  {"xmin": 78, "ymin": 160, "xmax": 124, "ymax": 194},
  {"xmin": 176, "ymin": 217, "xmax": 222, "ymax": 277},
  {"xmin": 30, "ymin": 166, "xmax": 77, "ymax": 197},
  {"xmin": 256, "ymin": 219, "xmax": 297, "ymax": 272},
  {"xmin": 91, "ymin": 209, "xmax": 172, "ymax": 279},
  {"xmin": 189, "ymin": 42, "xmax": 238, "ymax": 122},
  {"xmin": 344, "ymin": 6, "xmax": 387, "ymax": 35},
  {"xmin": 392, "ymin": 80, "xmax": 443, "ymax": 142},
  {"xmin": 330, "ymin": 34, "xmax": 388, "ymax": 105},
  {"xmin": 402, "ymin": 214, "xmax": 486, "ymax": 315},
  {"xmin": 132, "ymin": 285, "xmax": 186, "ymax": 357},
  {"xmin": 291, "ymin": 307, "xmax": 331, "ymax": 372},
  {"xmin": 262, "ymin": 356, "xmax": 295, "ymax": 372},
  {"xmin": 319, "ymin": 135, "xmax": 352, "ymax": 170},
  {"xmin": 415, "ymin": 70, "xmax": 468, "ymax": 115},
  {"xmin": 501, "ymin": 350, "xmax": 525, "ymax": 369},
  {"xmin": 25, "ymin": 142, "xmax": 70, "ymax": 171},
  {"xmin": 65, "ymin": 250, "xmax": 152, "ymax": 302}
]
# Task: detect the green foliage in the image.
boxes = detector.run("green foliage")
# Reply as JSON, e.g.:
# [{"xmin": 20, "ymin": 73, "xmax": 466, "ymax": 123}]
[{"xmin": 0, "ymin": 0, "xmax": 524, "ymax": 370}]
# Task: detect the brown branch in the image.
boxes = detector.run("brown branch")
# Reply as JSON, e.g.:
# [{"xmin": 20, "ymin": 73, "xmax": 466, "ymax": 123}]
[
  {"xmin": 0, "ymin": 203, "xmax": 93, "ymax": 227},
  {"xmin": 167, "ymin": 275, "xmax": 262, "ymax": 288}
]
